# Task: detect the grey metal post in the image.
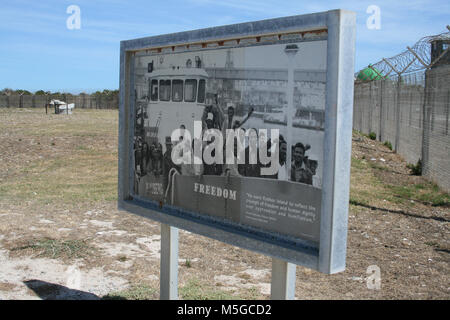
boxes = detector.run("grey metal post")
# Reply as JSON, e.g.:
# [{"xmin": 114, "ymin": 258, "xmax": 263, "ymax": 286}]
[
  {"xmin": 369, "ymin": 81, "xmax": 373, "ymax": 133},
  {"xmin": 419, "ymin": 91, "xmax": 423, "ymax": 128},
  {"xmin": 409, "ymin": 89, "xmax": 413, "ymax": 127},
  {"xmin": 430, "ymin": 87, "xmax": 435, "ymax": 132},
  {"xmin": 421, "ymin": 69, "xmax": 431, "ymax": 175},
  {"xmin": 360, "ymin": 85, "xmax": 364, "ymax": 131},
  {"xmin": 353, "ymin": 83, "xmax": 359, "ymax": 130},
  {"xmin": 446, "ymin": 90, "xmax": 449, "ymax": 135},
  {"xmin": 395, "ymin": 75, "xmax": 401, "ymax": 152},
  {"xmin": 356, "ymin": 85, "xmax": 360, "ymax": 130},
  {"xmin": 379, "ymin": 80, "xmax": 384, "ymax": 141},
  {"xmin": 160, "ymin": 223, "xmax": 179, "ymax": 300},
  {"xmin": 270, "ymin": 258, "xmax": 296, "ymax": 300}
]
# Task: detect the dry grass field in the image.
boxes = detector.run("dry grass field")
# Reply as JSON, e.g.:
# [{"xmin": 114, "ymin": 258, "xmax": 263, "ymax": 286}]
[{"xmin": 0, "ymin": 108, "xmax": 448, "ymax": 299}]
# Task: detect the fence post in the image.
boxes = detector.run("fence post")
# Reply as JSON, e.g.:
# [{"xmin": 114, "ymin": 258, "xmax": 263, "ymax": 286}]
[
  {"xmin": 446, "ymin": 89, "xmax": 449, "ymax": 135},
  {"xmin": 353, "ymin": 85, "xmax": 357, "ymax": 129},
  {"xmin": 369, "ymin": 81, "xmax": 373, "ymax": 133},
  {"xmin": 160, "ymin": 223, "xmax": 179, "ymax": 300},
  {"xmin": 395, "ymin": 76, "xmax": 402, "ymax": 152},
  {"xmin": 430, "ymin": 86, "xmax": 436, "ymax": 132},
  {"xmin": 419, "ymin": 90, "xmax": 422, "ymax": 128},
  {"xmin": 354, "ymin": 84, "xmax": 359, "ymax": 130},
  {"xmin": 271, "ymin": 258, "xmax": 296, "ymax": 300},
  {"xmin": 379, "ymin": 80, "xmax": 384, "ymax": 141},
  {"xmin": 357, "ymin": 84, "xmax": 360, "ymax": 131},
  {"xmin": 421, "ymin": 69, "xmax": 431, "ymax": 176},
  {"xmin": 409, "ymin": 89, "xmax": 413, "ymax": 127},
  {"xmin": 360, "ymin": 85, "xmax": 364, "ymax": 131}
]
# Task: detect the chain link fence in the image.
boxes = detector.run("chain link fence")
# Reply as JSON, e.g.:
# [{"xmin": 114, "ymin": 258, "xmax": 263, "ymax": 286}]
[
  {"xmin": 354, "ymin": 28, "xmax": 450, "ymax": 192},
  {"xmin": 422, "ymin": 66, "xmax": 450, "ymax": 191},
  {"xmin": 0, "ymin": 93, "xmax": 119, "ymax": 109}
]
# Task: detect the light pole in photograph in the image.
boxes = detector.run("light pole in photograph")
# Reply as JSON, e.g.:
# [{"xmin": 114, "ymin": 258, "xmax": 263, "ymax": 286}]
[{"xmin": 284, "ymin": 44, "xmax": 299, "ymax": 180}]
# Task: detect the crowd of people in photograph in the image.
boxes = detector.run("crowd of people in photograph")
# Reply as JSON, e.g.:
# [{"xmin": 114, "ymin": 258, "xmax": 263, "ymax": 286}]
[{"xmin": 134, "ymin": 100, "xmax": 319, "ymax": 195}]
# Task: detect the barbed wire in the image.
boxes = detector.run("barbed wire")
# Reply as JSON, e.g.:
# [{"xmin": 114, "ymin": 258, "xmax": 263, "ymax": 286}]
[{"xmin": 356, "ymin": 26, "xmax": 450, "ymax": 80}]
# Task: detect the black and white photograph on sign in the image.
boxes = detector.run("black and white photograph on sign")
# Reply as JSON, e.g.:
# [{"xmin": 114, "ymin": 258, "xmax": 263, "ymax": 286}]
[{"xmin": 133, "ymin": 37, "xmax": 327, "ymax": 243}]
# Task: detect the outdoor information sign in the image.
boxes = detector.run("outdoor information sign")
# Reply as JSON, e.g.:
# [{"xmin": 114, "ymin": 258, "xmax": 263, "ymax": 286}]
[{"xmin": 119, "ymin": 10, "xmax": 356, "ymax": 275}]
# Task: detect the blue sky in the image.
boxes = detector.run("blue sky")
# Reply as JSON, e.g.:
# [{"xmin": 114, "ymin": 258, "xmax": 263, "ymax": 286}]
[{"xmin": 0, "ymin": 0, "xmax": 448, "ymax": 93}]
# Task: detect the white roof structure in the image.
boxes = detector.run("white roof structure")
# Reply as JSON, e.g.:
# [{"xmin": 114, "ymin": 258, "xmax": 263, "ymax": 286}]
[{"xmin": 49, "ymin": 99, "xmax": 67, "ymax": 105}]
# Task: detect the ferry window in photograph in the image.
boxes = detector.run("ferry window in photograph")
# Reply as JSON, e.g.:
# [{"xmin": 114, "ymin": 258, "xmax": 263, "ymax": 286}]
[
  {"xmin": 198, "ymin": 79, "xmax": 206, "ymax": 103},
  {"xmin": 150, "ymin": 80, "xmax": 158, "ymax": 101},
  {"xmin": 159, "ymin": 80, "xmax": 171, "ymax": 101},
  {"xmin": 172, "ymin": 80, "xmax": 183, "ymax": 102},
  {"xmin": 184, "ymin": 79, "xmax": 197, "ymax": 102}
]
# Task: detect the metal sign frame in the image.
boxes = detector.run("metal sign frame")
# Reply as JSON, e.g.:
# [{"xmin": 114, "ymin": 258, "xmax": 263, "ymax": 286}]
[{"xmin": 118, "ymin": 9, "xmax": 356, "ymax": 274}]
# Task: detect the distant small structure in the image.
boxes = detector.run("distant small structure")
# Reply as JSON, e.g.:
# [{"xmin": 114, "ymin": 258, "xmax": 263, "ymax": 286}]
[{"xmin": 47, "ymin": 99, "xmax": 75, "ymax": 114}]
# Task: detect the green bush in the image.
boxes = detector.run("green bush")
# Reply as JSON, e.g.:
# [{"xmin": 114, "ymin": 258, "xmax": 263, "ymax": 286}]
[
  {"xmin": 383, "ymin": 141, "xmax": 393, "ymax": 150},
  {"xmin": 407, "ymin": 159, "xmax": 422, "ymax": 176},
  {"xmin": 368, "ymin": 132, "xmax": 377, "ymax": 140}
]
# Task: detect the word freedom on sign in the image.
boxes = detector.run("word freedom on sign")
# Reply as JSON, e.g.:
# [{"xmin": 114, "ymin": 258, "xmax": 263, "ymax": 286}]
[
  {"xmin": 194, "ymin": 182, "xmax": 237, "ymax": 200},
  {"xmin": 170, "ymin": 121, "xmax": 280, "ymax": 176}
]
